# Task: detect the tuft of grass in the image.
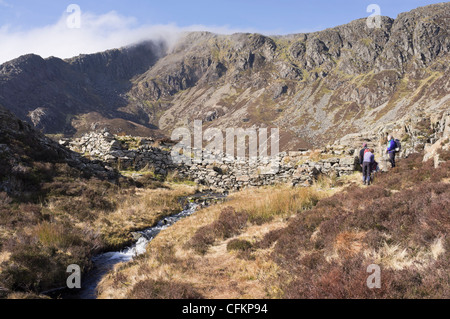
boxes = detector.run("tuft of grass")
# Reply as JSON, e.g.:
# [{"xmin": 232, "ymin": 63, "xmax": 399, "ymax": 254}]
[
  {"xmin": 33, "ymin": 222, "xmax": 82, "ymax": 249},
  {"xmin": 246, "ymin": 187, "xmax": 322, "ymax": 225},
  {"xmin": 314, "ymin": 173, "xmax": 340, "ymax": 189}
]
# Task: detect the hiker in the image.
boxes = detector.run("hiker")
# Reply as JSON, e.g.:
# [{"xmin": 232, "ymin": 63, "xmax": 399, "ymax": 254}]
[
  {"xmin": 359, "ymin": 143, "xmax": 368, "ymax": 167},
  {"xmin": 359, "ymin": 143, "xmax": 369, "ymax": 182},
  {"xmin": 386, "ymin": 135, "xmax": 397, "ymax": 168},
  {"xmin": 362, "ymin": 148, "xmax": 375, "ymax": 185}
]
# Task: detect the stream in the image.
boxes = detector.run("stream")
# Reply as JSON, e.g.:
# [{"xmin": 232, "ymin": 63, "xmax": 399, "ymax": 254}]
[{"xmin": 46, "ymin": 192, "xmax": 227, "ymax": 299}]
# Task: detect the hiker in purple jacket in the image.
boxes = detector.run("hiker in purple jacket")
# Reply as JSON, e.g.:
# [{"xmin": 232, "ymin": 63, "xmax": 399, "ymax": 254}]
[
  {"xmin": 386, "ymin": 135, "xmax": 397, "ymax": 168},
  {"xmin": 363, "ymin": 148, "xmax": 375, "ymax": 185}
]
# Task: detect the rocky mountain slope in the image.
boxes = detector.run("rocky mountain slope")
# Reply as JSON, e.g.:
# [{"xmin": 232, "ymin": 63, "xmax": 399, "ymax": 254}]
[
  {"xmin": 0, "ymin": 3, "xmax": 449, "ymax": 150},
  {"xmin": 0, "ymin": 105, "xmax": 117, "ymax": 197},
  {"xmin": 0, "ymin": 41, "xmax": 166, "ymax": 137}
]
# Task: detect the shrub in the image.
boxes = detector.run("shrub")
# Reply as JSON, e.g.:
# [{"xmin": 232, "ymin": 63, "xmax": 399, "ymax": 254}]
[
  {"xmin": 227, "ymin": 239, "xmax": 253, "ymax": 252},
  {"xmin": 128, "ymin": 279, "xmax": 204, "ymax": 299},
  {"xmin": 187, "ymin": 207, "xmax": 248, "ymax": 254},
  {"xmin": 214, "ymin": 207, "xmax": 249, "ymax": 239},
  {"xmin": 187, "ymin": 225, "xmax": 216, "ymax": 255}
]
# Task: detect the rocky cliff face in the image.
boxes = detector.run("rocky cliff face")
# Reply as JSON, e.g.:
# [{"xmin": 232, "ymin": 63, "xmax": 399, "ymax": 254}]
[{"xmin": 0, "ymin": 3, "xmax": 448, "ymax": 150}]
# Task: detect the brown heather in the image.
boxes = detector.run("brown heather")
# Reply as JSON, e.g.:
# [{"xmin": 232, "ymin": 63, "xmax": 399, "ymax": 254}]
[
  {"xmin": 0, "ymin": 157, "xmax": 196, "ymax": 297},
  {"xmin": 268, "ymin": 150, "xmax": 450, "ymax": 298},
  {"xmin": 96, "ymin": 150, "xmax": 449, "ymax": 299},
  {"xmin": 128, "ymin": 279, "xmax": 204, "ymax": 299}
]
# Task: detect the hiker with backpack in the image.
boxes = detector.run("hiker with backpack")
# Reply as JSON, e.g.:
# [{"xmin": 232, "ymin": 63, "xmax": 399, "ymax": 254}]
[
  {"xmin": 359, "ymin": 143, "xmax": 368, "ymax": 167},
  {"xmin": 359, "ymin": 143, "xmax": 369, "ymax": 182},
  {"xmin": 362, "ymin": 148, "xmax": 375, "ymax": 185},
  {"xmin": 386, "ymin": 135, "xmax": 400, "ymax": 168}
]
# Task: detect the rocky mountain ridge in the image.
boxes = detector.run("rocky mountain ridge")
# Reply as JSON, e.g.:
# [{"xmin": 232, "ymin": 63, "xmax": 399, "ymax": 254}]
[
  {"xmin": 0, "ymin": 41, "xmax": 166, "ymax": 136},
  {"xmin": 0, "ymin": 3, "xmax": 448, "ymax": 150}
]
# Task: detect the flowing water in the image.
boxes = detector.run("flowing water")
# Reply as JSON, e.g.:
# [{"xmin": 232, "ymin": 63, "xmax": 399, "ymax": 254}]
[
  {"xmin": 46, "ymin": 192, "xmax": 226, "ymax": 299},
  {"xmin": 78, "ymin": 202, "xmax": 199, "ymax": 299}
]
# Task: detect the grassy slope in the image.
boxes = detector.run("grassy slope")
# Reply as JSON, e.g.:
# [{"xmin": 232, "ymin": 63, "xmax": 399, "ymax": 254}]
[
  {"xmin": 0, "ymin": 163, "xmax": 196, "ymax": 298},
  {"xmin": 97, "ymin": 150, "xmax": 449, "ymax": 299}
]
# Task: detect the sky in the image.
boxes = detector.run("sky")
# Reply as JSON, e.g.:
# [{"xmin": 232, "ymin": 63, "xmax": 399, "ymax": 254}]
[{"xmin": 0, "ymin": 0, "xmax": 446, "ymax": 64}]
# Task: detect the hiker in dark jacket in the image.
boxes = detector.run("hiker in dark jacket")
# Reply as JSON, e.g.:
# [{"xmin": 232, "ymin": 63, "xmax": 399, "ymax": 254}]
[
  {"xmin": 386, "ymin": 135, "xmax": 396, "ymax": 168},
  {"xmin": 363, "ymin": 148, "xmax": 375, "ymax": 185},
  {"xmin": 359, "ymin": 143, "xmax": 368, "ymax": 166},
  {"xmin": 359, "ymin": 143, "xmax": 368, "ymax": 182}
]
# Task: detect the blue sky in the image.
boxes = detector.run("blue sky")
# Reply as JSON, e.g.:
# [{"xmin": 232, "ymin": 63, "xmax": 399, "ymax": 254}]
[
  {"xmin": 0, "ymin": 0, "xmax": 445, "ymax": 34},
  {"xmin": 0, "ymin": 0, "xmax": 446, "ymax": 63}
]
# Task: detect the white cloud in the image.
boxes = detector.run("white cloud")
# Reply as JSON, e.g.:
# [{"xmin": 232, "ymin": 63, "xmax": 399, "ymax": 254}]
[{"xmin": 0, "ymin": 10, "xmax": 262, "ymax": 65}]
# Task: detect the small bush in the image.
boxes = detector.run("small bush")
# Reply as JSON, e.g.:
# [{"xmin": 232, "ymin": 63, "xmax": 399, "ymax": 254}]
[
  {"xmin": 187, "ymin": 225, "xmax": 216, "ymax": 255},
  {"xmin": 227, "ymin": 239, "xmax": 253, "ymax": 252},
  {"xmin": 128, "ymin": 279, "xmax": 204, "ymax": 299},
  {"xmin": 187, "ymin": 207, "xmax": 248, "ymax": 254},
  {"xmin": 214, "ymin": 207, "xmax": 249, "ymax": 239}
]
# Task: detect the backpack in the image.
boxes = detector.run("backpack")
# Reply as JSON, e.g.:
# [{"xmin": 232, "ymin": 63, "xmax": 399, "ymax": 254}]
[
  {"xmin": 371, "ymin": 161, "xmax": 379, "ymax": 171},
  {"xmin": 394, "ymin": 139, "xmax": 401, "ymax": 153}
]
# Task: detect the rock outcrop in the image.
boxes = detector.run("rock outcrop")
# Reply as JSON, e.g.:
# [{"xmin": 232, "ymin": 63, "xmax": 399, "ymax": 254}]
[{"xmin": 423, "ymin": 112, "xmax": 450, "ymax": 167}]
